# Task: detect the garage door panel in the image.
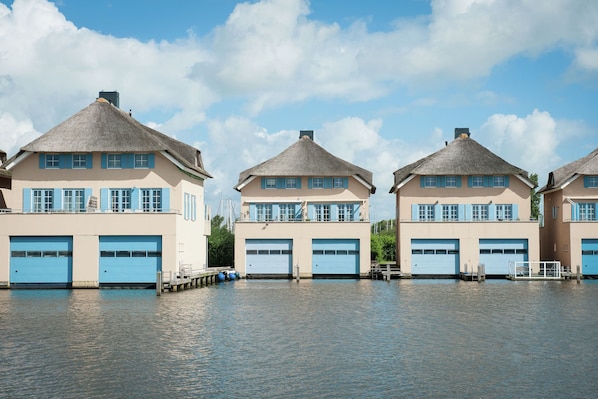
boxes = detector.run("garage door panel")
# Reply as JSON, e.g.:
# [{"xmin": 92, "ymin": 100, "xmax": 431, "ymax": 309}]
[
  {"xmin": 99, "ymin": 236, "xmax": 161, "ymax": 284},
  {"xmin": 246, "ymin": 239, "xmax": 292, "ymax": 275},
  {"xmin": 411, "ymin": 239, "xmax": 459, "ymax": 275},
  {"xmin": 10, "ymin": 236, "xmax": 73, "ymax": 284},
  {"xmin": 582, "ymin": 239, "xmax": 598, "ymax": 275},
  {"xmin": 312, "ymin": 239, "xmax": 359, "ymax": 275},
  {"xmin": 480, "ymin": 239, "xmax": 527, "ymax": 275}
]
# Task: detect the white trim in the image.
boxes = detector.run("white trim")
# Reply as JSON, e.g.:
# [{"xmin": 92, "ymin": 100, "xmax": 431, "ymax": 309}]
[
  {"xmin": 514, "ymin": 174, "xmax": 536, "ymax": 189},
  {"xmin": 243, "ymin": 199, "xmax": 301, "ymax": 204},
  {"xmin": 390, "ymin": 174, "xmax": 416, "ymax": 193},
  {"xmin": 235, "ymin": 175, "xmax": 257, "ymax": 191},
  {"xmin": 352, "ymin": 174, "xmax": 374, "ymax": 193},
  {"xmin": 4, "ymin": 151, "xmax": 32, "ymax": 170},
  {"xmin": 160, "ymin": 151, "xmax": 210, "ymax": 180}
]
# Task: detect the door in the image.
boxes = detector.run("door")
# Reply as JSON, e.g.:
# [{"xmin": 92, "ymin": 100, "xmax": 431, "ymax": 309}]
[
  {"xmin": 411, "ymin": 239, "xmax": 459, "ymax": 275},
  {"xmin": 10, "ymin": 236, "xmax": 73, "ymax": 286},
  {"xmin": 245, "ymin": 239, "xmax": 293, "ymax": 276},
  {"xmin": 312, "ymin": 239, "xmax": 359, "ymax": 276},
  {"xmin": 99, "ymin": 236, "xmax": 162, "ymax": 284}
]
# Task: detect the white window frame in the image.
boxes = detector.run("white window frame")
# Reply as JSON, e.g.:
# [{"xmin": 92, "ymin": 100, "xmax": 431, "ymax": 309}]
[
  {"xmin": 315, "ymin": 204, "xmax": 330, "ymax": 221},
  {"xmin": 333, "ymin": 177, "xmax": 344, "ymax": 188},
  {"xmin": 285, "ymin": 178, "xmax": 297, "ymax": 189},
  {"xmin": 63, "ymin": 189, "xmax": 84, "ymax": 212},
  {"xmin": 135, "ymin": 154, "xmax": 149, "ymax": 169},
  {"xmin": 45, "ymin": 154, "xmax": 59, "ymax": 169},
  {"xmin": 442, "ymin": 204, "xmax": 458, "ymax": 221},
  {"xmin": 493, "ymin": 176, "xmax": 505, "ymax": 187},
  {"xmin": 579, "ymin": 203, "xmax": 596, "ymax": 221},
  {"xmin": 472, "ymin": 204, "xmax": 488, "ymax": 220},
  {"xmin": 445, "ymin": 176, "xmax": 457, "ymax": 188},
  {"xmin": 338, "ymin": 204, "xmax": 354, "ymax": 222},
  {"xmin": 418, "ymin": 204, "xmax": 435, "ymax": 221},
  {"xmin": 107, "ymin": 154, "xmax": 122, "ymax": 169},
  {"xmin": 265, "ymin": 178, "xmax": 276, "ymax": 189},
  {"xmin": 72, "ymin": 154, "xmax": 87, "ymax": 169},
  {"xmin": 495, "ymin": 204, "xmax": 512, "ymax": 220},
  {"xmin": 110, "ymin": 189, "xmax": 131, "ymax": 212},
  {"xmin": 33, "ymin": 189, "xmax": 53, "ymax": 212},
  {"xmin": 424, "ymin": 176, "xmax": 436, "ymax": 188},
  {"xmin": 588, "ymin": 176, "xmax": 598, "ymax": 188},
  {"xmin": 256, "ymin": 204, "xmax": 273, "ymax": 221},
  {"xmin": 279, "ymin": 204, "xmax": 295, "ymax": 221},
  {"xmin": 142, "ymin": 188, "xmax": 162, "ymax": 212},
  {"xmin": 312, "ymin": 178, "xmax": 324, "ymax": 189},
  {"xmin": 472, "ymin": 176, "xmax": 484, "ymax": 188}
]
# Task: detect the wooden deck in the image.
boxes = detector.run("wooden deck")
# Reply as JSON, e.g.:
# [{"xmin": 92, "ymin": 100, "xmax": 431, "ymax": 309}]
[
  {"xmin": 157, "ymin": 267, "xmax": 234, "ymax": 295},
  {"xmin": 370, "ymin": 263, "xmax": 402, "ymax": 280}
]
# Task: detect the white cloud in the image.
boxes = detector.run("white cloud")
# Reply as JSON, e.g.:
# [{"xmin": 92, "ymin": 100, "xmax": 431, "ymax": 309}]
[{"xmin": 0, "ymin": 112, "xmax": 40, "ymax": 156}]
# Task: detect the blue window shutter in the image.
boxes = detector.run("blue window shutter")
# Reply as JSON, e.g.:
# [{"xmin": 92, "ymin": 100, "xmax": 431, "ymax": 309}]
[
  {"xmin": 277, "ymin": 178, "xmax": 284, "ymax": 189},
  {"xmin": 411, "ymin": 204, "xmax": 418, "ymax": 221},
  {"xmin": 296, "ymin": 178, "xmax": 302, "ymax": 189},
  {"xmin": 53, "ymin": 188, "xmax": 62, "ymax": 210},
  {"xmin": 331, "ymin": 204, "xmax": 338, "ymax": 221},
  {"xmin": 124, "ymin": 154, "xmax": 134, "ymax": 168},
  {"xmin": 488, "ymin": 204, "xmax": 496, "ymax": 221},
  {"xmin": 343, "ymin": 177, "xmax": 348, "ymax": 188},
  {"xmin": 458, "ymin": 204, "xmax": 465, "ymax": 221},
  {"xmin": 584, "ymin": 176, "xmax": 589, "ymax": 188},
  {"xmin": 435, "ymin": 203, "xmax": 442, "ymax": 221},
  {"xmin": 420, "ymin": 176, "xmax": 425, "ymax": 188},
  {"xmin": 294, "ymin": 204, "xmax": 302, "ymax": 220},
  {"xmin": 60, "ymin": 154, "xmax": 71, "ymax": 169},
  {"xmin": 87, "ymin": 154, "xmax": 93, "ymax": 169},
  {"xmin": 308, "ymin": 178, "xmax": 313, "ymax": 189},
  {"xmin": 467, "ymin": 176, "xmax": 473, "ymax": 187},
  {"xmin": 148, "ymin": 153, "xmax": 155, "ymax": 169},
  {"xmin": 504, "ymin": 175, "xmax": 509, "ymax": 187},
  {"xmin": 438, "ymin": 176, "xmax": 445, "ymax": 188},
  {"xmin": 23, "ymin": 188, "xmax": 32, "ymax": 212},
  {"xmin": 465, "ymin": 204, "xmax": 472, "ymax": 221},
  {"xmin": 131, "ymin": 188, "xmax": 140, "ymax": 210},
  {"xmin": 272, "ymin": 204, "xmax": 279, "ymax": 219},
  {"xmin": 249, "ymin": 204, "xmax": 256, "ymax": 221},
  {"xmin": 571, "ymin": 204, "xmax": 578, "ymax": 221},
  {"xmin": 39, "ymin": 154, "xmax": 45, "ymax": 169},
  {"xmin": 261, "ymin": 178, "xmax": 266, "ymax": 189},
  {"xmin": 324, "ymin": 177, "xmax": 332, "ymax": 188},
  {"xmin": 484, "ymin": 176, "xmax": 491, "ymax": 187},
  {"xmin": 84, "ymin": 188, "xmax": 92, "ymax": 208},
  {"xmin": 100, "ymin": 188, "xmax": 109, "ymax": 210},
  {"xmin": 354, "ymin": 203, "xmax": 360, "ymax": 220},
  {"xmin": 456, "ymin": 177, "xmax": 462, "ymax": 188},
  {"xmin": 161, "ymin": 188, "xmax": 170, "ymax": 211},
  {"xmin": 308, "ymin": 204, "xmax": 314, "ymax": 220},
  {"xmin": 101, "ymin": 153, "xmax": 107, "ymax": 169},
  {"xmin": 512, "ymin": 204, "xmax": 519, "ymax": 220}
]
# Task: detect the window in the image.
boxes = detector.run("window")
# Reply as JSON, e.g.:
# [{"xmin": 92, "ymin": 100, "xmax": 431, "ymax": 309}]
[
  {"xmin": 579, "ymin": 203, "xmax": 596, "ymax": 221},
  {"xmin": 587, "ymin": 176, "xmax": 598, "ymax": 188},
  {"xmin": 110, "ymin": 189, "xmax": 131, "ymax": 212},
  {"xmin": 285, "ymin": 178, "xmax": 297, "ymax": 189},
  {"xmin": 33, "ymin": 189, "xmax": 53, "ymax": 212},
  {"xmin": 338, "ymin": 204, "xmax": 354, "ymax": 222},
  {"xmin": 312, "ymin": 178, "xmax": 324, "ymax": 189},
  {"xmin": 256, "ymin": 204, "xmax": 273, "ymax": 221},
  {"xmin": 493, "ymin": 176, "xmax": 505, "ymax": 187},
  {"xmin": 472, "ymin": 204, "xmax": 488, "ymax": 220},
  {"xmin": 45, "ymin": 154, "xmax": 59, "ymax": 169},
  {"xmin": 418, "ymin": 204, "xmax": 434, "ymax": 221},
  {"xmin": 135, "ymin": 154, "xmax": 149, "ymax": 168},
  {"xmin": 72, "ymin": 154, "xmax": 87, "ymax": 169},
  {"xmin": 107, "ymin": 154, "xmax": 121, "ymax": 168},
  {"xmin": 315, "ymin": 204, "xmax": 330, "ymax": 221},
  {"xmin": 552, "ymin": 206, "xmax": 558, "ymax": 219},
  {"xmin": 279, "ymin": 204, "xmax": 296, "ymax": 221},
  {"xmin": 424, "ymin": 176, "xmax": 436, "ymax": 188},
  {"xmin": 333, "ymin": 177, "xmax": 344, "ymax": 188},
  {"xmin": 495, "ymin": 204, "xmax": 512, "ymax": 220},
  {"xmin": 442, "ymin": 204, "xmax": 458, "ymax": 221},
  {"xmin": 142, "ymin": 189, "xmax": 162, "ymax": 212},
  {"xmin": 64, "ymin": 189, "xmax": 84, "ymax": 212},
  {"xmin": 472, "ymin": 176, "xmax": 484, "ymax": 187},
  {"xmin": 445, "ymin": 176, "xmax": 457, "ymax": 188},
  {"xmin": 265, "ymin": 178, "xmax": 276, "ymax": 189}
]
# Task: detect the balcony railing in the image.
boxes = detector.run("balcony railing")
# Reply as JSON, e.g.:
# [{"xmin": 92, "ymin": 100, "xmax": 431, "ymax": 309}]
[
  {"xmin": 0, "ymin": 208, "xmax": 179, "ymax": 214},
  {"xmin": 237, "ymin": 215, "xmax": 369, "ymax": 223}
]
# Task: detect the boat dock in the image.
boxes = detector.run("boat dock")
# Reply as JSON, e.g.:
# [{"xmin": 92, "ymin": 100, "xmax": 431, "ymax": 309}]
[
  {"xmin": 460, "ymin": 264, "xmax": 486, "ymax": 281},
  {"xmin": 506, "ymin": 261, "xmax": 567, "ymax": 281},
  {"xmin": 157, "ymin": 267, "xmax": 237, "ymax": 295},
  {"xmin": 370, "ymin": 262, "xmax": 402, "ymax": 280}
]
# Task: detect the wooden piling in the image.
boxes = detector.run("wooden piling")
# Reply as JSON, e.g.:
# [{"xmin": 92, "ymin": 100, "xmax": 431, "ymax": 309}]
[
  {"xmin": 295, "ymin": 265, "xmax": 300, "ymax": 282},
  {"xmin": 577, "ymin": 265, "xmax": 581, "ymax": 284},
  {"xmin": 156, "ymin": 271, "xmax": 162, "ymax": 296}
]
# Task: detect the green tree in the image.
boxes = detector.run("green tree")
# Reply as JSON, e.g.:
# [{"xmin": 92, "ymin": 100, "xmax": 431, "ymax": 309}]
[
  {"xmin": 208, "ymin": 215, "xmax": 234, "ymax": 267},
  {"xmin": 530, "ymin": 173, "xmax": 541, "ymax": 220},
  {"xmin": 371, "ymin": 219, "xmax": 396, "ymax": 263}
]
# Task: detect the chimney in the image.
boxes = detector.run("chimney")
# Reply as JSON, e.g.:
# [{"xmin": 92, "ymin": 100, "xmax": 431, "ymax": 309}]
[
  {"xmin": 0, "ymin": 149, "xmax": 6, "ymax": 164},
  {"xmin": 454, "ymin": 127, "xmax": 470, "ymax": 139},
  {"xmin": 99, "ymin": 91, "xmax": 120, "ymax": 108},
  {"xmin": 299, "ymin": 130, "xmax": 314, "ymax": 140}
]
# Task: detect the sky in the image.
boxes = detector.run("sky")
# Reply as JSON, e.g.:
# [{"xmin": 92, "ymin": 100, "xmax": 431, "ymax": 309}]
[{"xmin": 0, "ymin": 0, "xmax": 597, "ymax": 222}]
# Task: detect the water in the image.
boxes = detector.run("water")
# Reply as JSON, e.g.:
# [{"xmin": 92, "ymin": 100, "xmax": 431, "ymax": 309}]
[{"xmin": 1, "ymin": 279, "xmax": 597, "ymax": 399}]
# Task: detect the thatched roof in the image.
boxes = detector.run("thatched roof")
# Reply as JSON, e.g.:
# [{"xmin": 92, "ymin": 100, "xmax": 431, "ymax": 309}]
[
  {"xmin": 235, "ymin": 135, "xmax": 375, "ymax": 193},
  {"xmin": 8, "ymin": 98, "xmax": 211, "ymax": 178},
  {"xmin": 538, "ymin": 147, "xmax": 598, "ymax": 193},
  {"xmin": 390, "ymin": 134, "xmax": 534, "ymax": 192}
]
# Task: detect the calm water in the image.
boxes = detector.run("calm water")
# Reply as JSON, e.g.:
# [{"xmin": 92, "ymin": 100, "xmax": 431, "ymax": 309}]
[{"xmin": 1, "ymin": 279, "xmax": 597, "ymax": 399}]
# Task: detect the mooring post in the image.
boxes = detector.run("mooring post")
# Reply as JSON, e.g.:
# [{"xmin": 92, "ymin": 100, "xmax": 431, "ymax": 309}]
[
  {"xmin": 156, "ymin": 271, "xmax": 162, "ymax": 296},
  {"xmin": 295, "ymin": 264, "xmax": 300, "ymax": 282},
  {"xmin": 577, "ymin": 265, "xmax": 581, "ymax": 284},
  {"xmin": 385, "ymin": 264, "xmax": 391, "ymax": 281}
]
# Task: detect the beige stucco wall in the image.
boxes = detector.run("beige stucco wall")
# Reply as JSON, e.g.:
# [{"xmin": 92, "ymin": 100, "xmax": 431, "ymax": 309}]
[
  {"xmin": 395, "ymin": 174, "xmax": 539, "ymax": 275},
  {"xmin": 0, "ymin": 151, "xmax": 209, "ymax": 287},
  {"xmin": 235, "ymin": 175, "xmax": 372, "ymax": 277},
  {"xmin": 234, "ymin": 221, "xmax": 371, "ymax": 277}
]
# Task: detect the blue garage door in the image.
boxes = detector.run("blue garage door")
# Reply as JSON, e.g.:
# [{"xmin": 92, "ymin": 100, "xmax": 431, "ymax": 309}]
[
  {"xmin": 479, "ymin": 239, "xmax": 528, "ymax": 275},
  {"xmin": 10, "ymin": 236, "xmax": 73, "ymax": 287},
  {"xmin": 582, "ymin": 239, "xmax": 598, "ymax": 275},
  {"xmin": 99, "ymin": 236, "xmax": 162, "ymax": 285},
  {"xmin": 312, "ymin": 239, "xmax": 359, "ymax": 276},
  {"xmin": 246, "ymin": 239, "xmax": 292, "ymax": 276},
  {"xmin": 411, "ymin": 239, "xmax": 459, "ymax": 276}
]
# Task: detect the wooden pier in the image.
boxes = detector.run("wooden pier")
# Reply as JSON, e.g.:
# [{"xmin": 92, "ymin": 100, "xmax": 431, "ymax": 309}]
[
  {"xmin": 157, "ymin": 267, "xmax": 235, "ymax": 295},
  {"xmin": 370, "ymin": 262, "xmax": 402, "ymax": 280},
  {"xmin": 460, "ymin": 264, "xmax": 486, "ymax": 282}
]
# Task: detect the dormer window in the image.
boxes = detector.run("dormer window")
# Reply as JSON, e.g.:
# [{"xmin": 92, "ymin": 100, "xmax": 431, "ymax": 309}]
[
  {"xmin": 493, "ymin": 176, "xmax": 505, "ymax": 187},
  {"xmin": 424, "ymin": 176, "xmax": 436, "ymax": 188},
  {"xmin": 107, "ymin": 154, "xmax": 121, "ymax": 168},
  {"xmin": 45, "ymin": 154, "xmax": 59, "ymax": 169},
  {"xmin": 472, "ymin": 176, "xmax": 484, "ymax": 187},
  {"xmin": 135, "ymin": 154, "xmax": 149, "ymax": 168}
]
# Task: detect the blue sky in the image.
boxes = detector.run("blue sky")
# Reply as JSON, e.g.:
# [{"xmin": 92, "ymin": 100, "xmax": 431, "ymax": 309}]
[{"xmin": 1, "ymin": 0, "xmax": 597, "ymax": 221}]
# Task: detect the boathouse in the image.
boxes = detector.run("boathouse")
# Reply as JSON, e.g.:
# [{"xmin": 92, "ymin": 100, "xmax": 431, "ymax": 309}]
[
  {"xmin": 234, "ymin": 130, "xmax": 375, "ymax": 278},
  {"xmin": 389, "ymin": 128, "xmax": 540, "ymax": 278},
  {"xmin": 0, "ymin": 93, "xmax": 212, "ymax": 288}
]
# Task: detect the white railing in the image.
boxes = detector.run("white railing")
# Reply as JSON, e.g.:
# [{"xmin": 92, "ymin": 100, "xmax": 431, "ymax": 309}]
[{"xmin": 508, "ymin": 261, "xmax": 562, "ymax": 279}]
